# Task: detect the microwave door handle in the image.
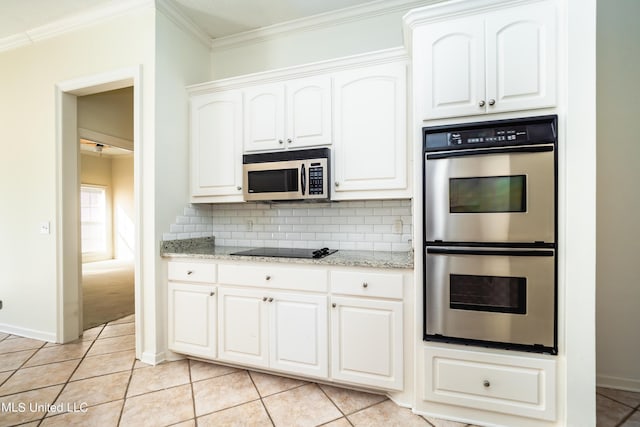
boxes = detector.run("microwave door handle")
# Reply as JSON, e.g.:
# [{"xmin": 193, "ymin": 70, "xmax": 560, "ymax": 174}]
[{"xmin": 301, "ymin": 164, "xmax": 306, "ymax": 196}]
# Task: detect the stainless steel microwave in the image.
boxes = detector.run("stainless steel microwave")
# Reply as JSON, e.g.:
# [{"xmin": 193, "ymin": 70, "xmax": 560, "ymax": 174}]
[{"xmin": 242, "ymin": 148, "xmax": 330, "ymax": 201}]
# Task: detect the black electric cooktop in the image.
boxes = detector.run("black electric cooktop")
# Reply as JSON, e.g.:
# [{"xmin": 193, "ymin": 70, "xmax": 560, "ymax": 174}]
[{"xmin": 230, "ymin": 247, "xmax": 338, "ymax": 259}]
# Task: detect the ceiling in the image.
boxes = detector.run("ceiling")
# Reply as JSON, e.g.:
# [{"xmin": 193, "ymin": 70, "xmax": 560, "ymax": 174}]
[{"xmin": 0, "ymin": 0, "xmax": 380, "ymax": 41}]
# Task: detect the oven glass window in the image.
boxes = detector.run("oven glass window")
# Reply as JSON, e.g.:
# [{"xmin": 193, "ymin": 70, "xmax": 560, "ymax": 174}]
[
  {"xmin": 449, "ymin": 175, "xmax": 526, "ymax": 213},
  {"xmin": 248, "ymin": 169, "xmax": 298, "ymax": 193},
  {"xmin": 449, "ymin": 274, "xmax": 526, "ymax": 314}
]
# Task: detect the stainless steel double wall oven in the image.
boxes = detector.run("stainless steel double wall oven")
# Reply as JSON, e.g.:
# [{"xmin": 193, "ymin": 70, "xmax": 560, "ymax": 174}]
[{"xmin": 423, "ymin": 115, "xmax": 557, "ymax": 354}]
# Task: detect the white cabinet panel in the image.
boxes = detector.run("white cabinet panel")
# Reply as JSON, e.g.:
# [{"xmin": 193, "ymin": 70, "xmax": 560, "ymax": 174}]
[
  {"xmin": 425, "ymin": 346, "xmax": 556, "ymax": 421},
  {"xmin": 485, "ymin": 1, "xmax": 557, "ymax": 113},
  {"xmin": 244, "ymin": 84, "xmax": 285, "ymax": 151},
  {"xmin": 333, "ymin": 62, "xmax": 407, "ymax": 198},
  {"xmin": 413, "ymin": 0, "xmax": 557, "ymax": 120},
  {"xmin": 190, "ymin": 91, "xmax": 243, "ymax": 201},
  {"xmin": 270, "ymin": 293, "xmax": 328, "ymax": 378},
  {"xmin": 417, "ymin": 17, "xmax": 485, "ymax": 119},
  {"xmin": 330, "ymin": 270, "xmax": 403, "ymax": 299},
  {"xmin": 331, "ymin": 296, "xmax": 403, "ymax": 390},
  {"xmin": 168, "ymin": 283, "xmax": 216, "ymax": 358},
  {"xmin": 217, "ymin": 287, "xmax": 269, "ymax": 368},
  {"xmin": 287, "ymin": 76, "xmax": 332, "ymax": 148},
  {"xmin": 244, "ymin": 76, "xmax": 332, "ymax": 152},
  {"xmin": 217, "ymin": 287, "xmax": 328, "ymax": 378},
  {"xmin": 218, "ymin": 264, "xmax": 328, "ymax": 292},
  {"xmin": 168, "ymin": 261, "xmax": 216, "ymax": 283}
]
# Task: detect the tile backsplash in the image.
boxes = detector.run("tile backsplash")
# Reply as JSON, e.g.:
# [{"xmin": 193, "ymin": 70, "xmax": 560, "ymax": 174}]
[{"xmin": 163, "ymin": 200, "xmax": 413, "ymax": 252}]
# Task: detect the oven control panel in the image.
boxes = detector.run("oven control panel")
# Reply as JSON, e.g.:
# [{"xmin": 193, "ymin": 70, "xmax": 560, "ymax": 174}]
[{"xmin": 424, "ymin": 115, "xmax": 557, "ymax": 152}]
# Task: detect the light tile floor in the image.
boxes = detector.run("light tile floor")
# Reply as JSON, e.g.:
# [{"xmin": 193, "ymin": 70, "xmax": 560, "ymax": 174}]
[{"xmin": 0, "ymin": 314, "xmax": 638, "ymax": 427}]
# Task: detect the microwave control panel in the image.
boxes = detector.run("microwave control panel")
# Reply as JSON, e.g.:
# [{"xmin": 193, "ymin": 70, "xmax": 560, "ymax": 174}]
[{"xmin": 309, "ymin": 164, "xmax": 324, "ymax": 195}]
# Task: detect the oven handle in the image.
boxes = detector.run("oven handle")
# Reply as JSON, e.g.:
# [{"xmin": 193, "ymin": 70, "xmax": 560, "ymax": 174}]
[
  {"xmin": 426, "ymin": 247, "xmax": 555, "ymax": 257},
  {"xmin": 426, "ymin": 145, "xmax": 553, "ymax": 160},
  {"xmin": 301, "ymin": 163, "xmax": 306, "ymax": 196}
]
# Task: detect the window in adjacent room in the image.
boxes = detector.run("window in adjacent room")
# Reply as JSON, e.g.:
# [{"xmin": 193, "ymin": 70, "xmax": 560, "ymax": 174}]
[{"xmin": 80, "ymin": 185, "xmax": 107, "ymax": 254}]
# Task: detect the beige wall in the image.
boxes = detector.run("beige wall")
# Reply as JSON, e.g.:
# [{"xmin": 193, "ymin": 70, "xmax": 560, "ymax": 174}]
[
  {"xmin": 0, "ymin": 8, "xmax": 155, "ymax": 341},
  {"xmin": 596, "ymin": 0, "xmax": 640, "ymax": 391},
  {"xmin": 112, "ymin": 155, "xmax": 134, "ymax": 260}
]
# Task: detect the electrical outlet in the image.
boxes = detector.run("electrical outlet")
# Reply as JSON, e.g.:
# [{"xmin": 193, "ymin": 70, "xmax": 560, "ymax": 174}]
[
  {"xmin": 40, "ymin": 221, "xmax": 50, "ymax": 234},
  {"xmin": 247, "ymin": 220, "xmax": 253, "ymax": 231}
]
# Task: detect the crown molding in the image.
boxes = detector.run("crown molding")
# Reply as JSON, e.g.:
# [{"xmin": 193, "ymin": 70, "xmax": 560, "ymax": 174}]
[
  {"xmin": 155, "ymin": 0, "xmax": 211, "ymax": 49},
  {"xmin": 187, "ymin": 46, "xmax": 408, "ymax": 95},
  {"xmin": 0, "ymin": 0, "xmax": 154, "ymax": 53},
  {"xmin": 209, "ymin": 0, "xmax": 438, "ymax": 51}
]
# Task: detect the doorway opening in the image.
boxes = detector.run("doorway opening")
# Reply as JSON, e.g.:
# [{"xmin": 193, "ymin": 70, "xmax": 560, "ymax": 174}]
[
  {"xmin": 77, "ymin": 90, "xmax": 135, "ymax": 328},
  {"xmin": 56, "ymin": 67, "xmax": 142, "ymax": 355}
]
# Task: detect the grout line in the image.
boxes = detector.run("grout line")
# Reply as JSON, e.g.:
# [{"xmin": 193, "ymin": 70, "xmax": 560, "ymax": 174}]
[
  {"xmin": 317, "ymin": 383, "xmax": 349, "ymax": 423},
  {"xmin": 188, "ymin": 359, "xmax": 198, "ymax": 424},
  {"xmin": 116, "ymin": 329, "xmax": 137, "ymax": 427},
  {"xmin": 247, "ymin": 370, "xmax": 276, "ymax": 427}
]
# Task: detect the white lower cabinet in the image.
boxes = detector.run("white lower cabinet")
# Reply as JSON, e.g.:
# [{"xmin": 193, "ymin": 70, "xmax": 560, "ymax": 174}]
[
  {"xmin": 424, "ymin": 346, "xmax": 556, "ymax": 421},
  {"xmin": 217, "ymin": 287, "xmax": 328, "ymax": 378},
  {"xmin": 167, "ymin": 282, "xmax": 217, "ymax": 358},
  {"xmin": 330, "ymin": 296, "xmax": 403, "ymax": 391}
]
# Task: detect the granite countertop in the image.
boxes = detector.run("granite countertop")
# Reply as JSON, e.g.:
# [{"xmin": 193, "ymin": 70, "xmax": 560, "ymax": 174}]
[{"xmin": 160, "ymin": 237, "xmax": 414, "ymax": 269}]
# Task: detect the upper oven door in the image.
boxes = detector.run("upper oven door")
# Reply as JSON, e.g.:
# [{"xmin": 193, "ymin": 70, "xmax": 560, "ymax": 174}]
[
  {"xmin": 244, "ymin": 159, "xmax": 303, "ymax": 201},
  {"xmin": 425, "ymin": 146, "xmax": 555, "ymax": 244}
]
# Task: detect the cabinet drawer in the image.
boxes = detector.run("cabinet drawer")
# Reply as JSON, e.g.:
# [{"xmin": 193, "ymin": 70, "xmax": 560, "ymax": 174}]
[
  {"xmin": 218, "ymin": 264, "xmax": 328, "ymax": 292},
  {"xmin": 330, "ymin": 270, "xmax": 403, "ymax": 299},
  {"xmin": 425, "ymin": 347, "xmax": 556, "ymax": 421},
  {"xmin": 168, "ymin": 261, "xmax": 216, "ymax": 283}
]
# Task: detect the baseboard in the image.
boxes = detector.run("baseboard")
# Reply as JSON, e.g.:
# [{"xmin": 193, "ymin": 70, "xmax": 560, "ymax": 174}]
[
  {"xmin": 140, "ymin": 350, "xmax": 166, "ymax": 366},
  {"xmin": 597, "ymin": 374, "xmax": 640, "ymax": 392},
  {"xmin": 0, "ymin": 323, "xmax": 56, "ymax": 342}
]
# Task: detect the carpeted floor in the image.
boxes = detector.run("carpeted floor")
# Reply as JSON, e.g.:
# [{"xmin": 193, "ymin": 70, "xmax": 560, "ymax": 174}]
[{"xmin": 82, "ymin": 258, "xmax": 135, "ymax": 329}]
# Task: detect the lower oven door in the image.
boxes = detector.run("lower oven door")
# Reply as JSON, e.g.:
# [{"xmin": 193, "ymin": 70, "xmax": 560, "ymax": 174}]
[{"xmin": 425, "ymin": 247, "xmax": 556, "ymax": 353}]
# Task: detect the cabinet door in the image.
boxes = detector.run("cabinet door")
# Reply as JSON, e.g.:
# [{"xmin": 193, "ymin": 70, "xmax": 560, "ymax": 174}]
[
  {"xmin": 244, "ymin": 84, "xmax": 285, "ymax": 151},
  {"xmin": 217, "ymin": 287, "xmax": 269, "ymax": 368},
  {"xmin": 485, "ymin": 0, "xmax": 557, "ymax": 113},
  {"xmin": 190, "ymin": 91, "xmax": 243, "ymax": 200},
  {"xmin": 168, "ymin": 283, "xmax": 216, "ymax": 358},
  {"xmin": 269, "ymin": 292, "xmax": 328, "ymax": 378},
  {"xmin": 286, "ymin": 76, "xmax": 332, "ymax": 148},
  {"xmin": 416, "ymin": 16, "xmax": 485, "ymax": 120},
  {"xmin": 330, "ymin": 296, "xmax": 403, "ymax": 390},
  {"xmin": 333, "ymin": 62, "xmax": 407, "ymax": 197}
]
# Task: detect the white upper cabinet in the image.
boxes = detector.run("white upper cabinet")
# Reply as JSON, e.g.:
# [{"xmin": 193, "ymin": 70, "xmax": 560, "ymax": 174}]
[
  {"xmin": 244, "ymin": 76, "xmax": 332, "ymax": 152},
  {"xmin": 332, "ymin": 62, "xmax": 408, "ymax": 199},
  {"xmin": 190, "ymin": 91, "xmax": 244, "ymax": 202},
  {"xmin": 414, "ymin": 0, "xmax": 557, "ymax": 119}
]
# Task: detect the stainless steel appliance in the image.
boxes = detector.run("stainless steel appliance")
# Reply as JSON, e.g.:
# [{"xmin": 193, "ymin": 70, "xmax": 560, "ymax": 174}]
[
  {"xmin": 243, "ymin": 148, "xmax": 330, "ymax": 201},
  {"xmin": 423, "ymin": 115, "xmax": 557, "ymax": 354},
  {"xmin": 231, "ymin": 247, "xmax": 337, "ymax": 259}
]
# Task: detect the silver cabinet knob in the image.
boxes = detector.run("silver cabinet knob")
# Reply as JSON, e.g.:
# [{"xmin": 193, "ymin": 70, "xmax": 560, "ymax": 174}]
[
  {"xmin": 265, "ymin": 275, "xmax": 271, "ymax": 281},
  {"xmin": 483, "ymin": 380, "xmax": 491, "ymax": 388},
  {"xmin": 278, "ymin": 139, "xmax": 284, "ymax": 144},
  {"xmin": 236, "ymin": 186, "xmax": 242, "ymax": 191},
  {"xmin": 335, "ymin": 182, "xmax": 340, "ymax": 187},
  {"xmin": 263, "ymin": 297, "xmax": 268, "ymax": 302},
  {"xmin": 210, "ymin": 291, "xmax": 215, "ymax": 296},
  {"xmin": 268, "ymin": 297, "xmax": 274, "ymax": 302},
  {"xmin": 362, "ymin": 282, "xmax": 368, "ymax": 288},
  {"xmin": 488, "ymin": 99, "xmax": 495, "ymax": 106},
  {"xmin": 478, "ymin": 100, "xmax": 485, "ymax": 107},
  {"xmin": 187, "ymin": 270, "xmax": 193, "ymax": 275},
  {"xmin": 332, "ymin": 303, "xmax": 336, "ymax": 308},
  {"xmin": 287, "ymin": 138, "xmax": 292, "ymax": 143}
]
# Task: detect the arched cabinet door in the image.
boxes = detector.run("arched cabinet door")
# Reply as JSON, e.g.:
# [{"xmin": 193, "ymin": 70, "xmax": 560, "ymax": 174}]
[
  {"xmin": 190, "ymin": 91, "xmax": 243, "ymax": 201},
  {"xmin": 332, "ymin": 61, "xmax": 408, "ymax": 200}
]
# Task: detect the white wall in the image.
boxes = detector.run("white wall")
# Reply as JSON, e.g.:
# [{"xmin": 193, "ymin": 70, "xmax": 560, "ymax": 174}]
[
  {"xmin": 0, "ymin": 8, "xmax": 155, "ymax": 341},
  {"xmin": 149, "ymin": 10, "xmax": 211, "ymax": 359},
  {"xmin": 209, "ymin": 7, "xmax": 420, "ymax": 79},
  {"xmin": 596, "ymin": 0, "xmax": 640, "ymax": 391}
]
